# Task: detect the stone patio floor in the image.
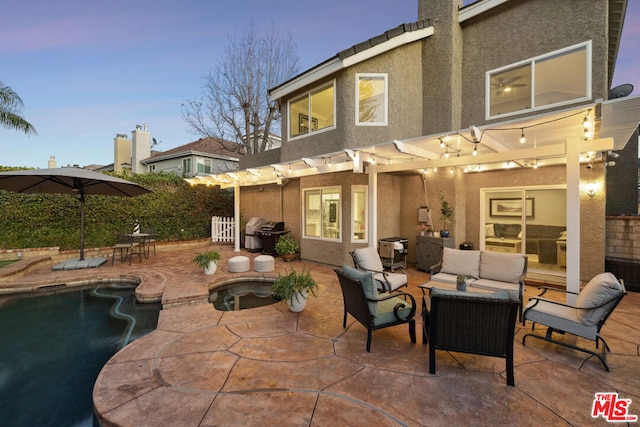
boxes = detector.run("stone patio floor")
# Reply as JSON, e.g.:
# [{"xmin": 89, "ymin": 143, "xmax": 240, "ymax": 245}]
[{"xmin": 1, "ymin": 242, "xmax": 639, "ymax": 426}]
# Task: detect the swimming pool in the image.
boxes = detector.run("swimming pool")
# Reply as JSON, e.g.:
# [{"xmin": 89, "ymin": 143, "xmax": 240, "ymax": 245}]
[{"xmin": 0, "ymin": 283, "xmax": 160, "ymax": 426}]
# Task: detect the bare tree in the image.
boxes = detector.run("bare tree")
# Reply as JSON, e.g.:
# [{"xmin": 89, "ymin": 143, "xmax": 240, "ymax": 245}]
[{"xmin": 182, "ymin": 22, "xmax": 300, "ymax": 155}]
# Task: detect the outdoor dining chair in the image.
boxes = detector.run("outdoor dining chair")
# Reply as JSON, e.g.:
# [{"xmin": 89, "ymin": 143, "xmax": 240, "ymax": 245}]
[
  {"xmin": 112, "ymin": 233, "xmax": 143, "ymax": 265},
  {"xmin": 142, "ymin": 228, "xmax": 157, "ymax": 257}
]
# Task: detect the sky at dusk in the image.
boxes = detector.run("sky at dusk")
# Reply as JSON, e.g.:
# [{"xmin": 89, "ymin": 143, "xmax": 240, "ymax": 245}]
[{"xmin": 1, "ymin": 0, "xmax": 639, "ymax": 169}]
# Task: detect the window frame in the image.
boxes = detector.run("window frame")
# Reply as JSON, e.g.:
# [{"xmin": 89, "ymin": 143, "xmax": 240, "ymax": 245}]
[
  {"xmin": 287, "ymin": 80, "xmax": 336, "ymax": 141},
  {"xmin": 355, "ymin": 73, "xmax": 388, "ymax": 126},
  {"xmin": 302, "ymin": 186, "xmax": 341, "ymax": 242},
  {"xmin": 486, "ymin": 41, "xmax": 592, "ymax": 120},
  {"xmin": 196, "ymin": 157, "xmax": 212, "ymax": 174},
  {"xmin": 182, "ymin": 158, "xmax": 192, "ymax": 175},
  {"xmin": 351, "ymin": 185, "xmax": 368, "ymax": 243}
]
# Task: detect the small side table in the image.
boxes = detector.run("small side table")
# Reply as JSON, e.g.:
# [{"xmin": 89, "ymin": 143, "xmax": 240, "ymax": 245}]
[{"xmin": 557, "ymin": 240, "xmax": 567, "ymax": 268}]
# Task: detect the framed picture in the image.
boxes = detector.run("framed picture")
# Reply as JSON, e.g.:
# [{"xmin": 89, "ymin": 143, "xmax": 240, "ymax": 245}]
[
  {"xmin": 489, "ymin": 198, "xmax": 535, "ymax": 218},
  {"xmin": 299, "ymin": 114, "xmax": 318, "ymax": 134}
]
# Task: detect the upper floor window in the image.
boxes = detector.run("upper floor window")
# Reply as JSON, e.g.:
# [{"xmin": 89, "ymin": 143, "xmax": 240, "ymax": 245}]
[
  {"xmin": 197, "ymin": 158, "xmax": 212, "ymax": 174},
  {"xmin": 487, "ymin": 42, "xmax": 591, "ymax": 119},
  {"xmin": 288, "ymin": 81, "xmax": 335, "ymax": 139},
  {"xmin": 356, "ymin": 74, "xmax": 388, "ymax": 126},
  {"xmin": 182, "ymin": 158, "xmax": 192, "ymax": 174}
]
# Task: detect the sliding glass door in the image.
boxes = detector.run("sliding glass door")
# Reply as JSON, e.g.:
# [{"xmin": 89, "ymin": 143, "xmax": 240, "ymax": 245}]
[{"xmin": 482, "ymin": 186, "xmax": 566, "ymax": 277}]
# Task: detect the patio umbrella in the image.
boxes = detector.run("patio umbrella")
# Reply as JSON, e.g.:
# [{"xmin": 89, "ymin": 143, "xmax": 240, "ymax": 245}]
[{"xmin": 0, "ymin": 167, "xmax": 152, "ymax": 261}]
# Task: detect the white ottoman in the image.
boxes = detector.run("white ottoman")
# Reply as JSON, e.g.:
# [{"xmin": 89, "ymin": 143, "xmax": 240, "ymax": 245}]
[
  {"xmin": 228, "ymin": 255, "xmax": 250, "ymax": 273},
  {"xmin": 254, "ymin": 255, "xmax": 275, "ymax": 272}
]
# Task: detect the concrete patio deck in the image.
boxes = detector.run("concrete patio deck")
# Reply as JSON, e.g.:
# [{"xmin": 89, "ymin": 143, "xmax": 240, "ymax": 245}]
[{"xmin": 1, "ymin": 242, "xmax": 639, "ymax": 426}]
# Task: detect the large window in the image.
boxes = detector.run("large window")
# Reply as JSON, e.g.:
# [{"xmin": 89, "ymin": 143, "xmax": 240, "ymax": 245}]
[
  {"xmin": 356, "ymin": 74, "xmax": 387, "ymax": 126},
  {"xmin": 197, "ymin": 158, "xmax": 212, "ymax": 174},
  {"xmin": 304, "ymin": 187, "xmax": 341, "ymax": 240},
  {"xmin": 351, "ymin": 185, "xmax": 368, "ymax": 242},
  {"xmin": 289, "ymin": 82, "xmax": 335, "ymax": 139},
  {"xmin": 487, "ymin": 42, "xmax": 591, "ymax": 119}
]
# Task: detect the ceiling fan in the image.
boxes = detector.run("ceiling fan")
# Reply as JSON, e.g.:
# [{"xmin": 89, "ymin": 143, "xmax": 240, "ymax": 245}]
[{"xmin": 492, "ymin": 76, "xmax": 527, "ymax": 95}]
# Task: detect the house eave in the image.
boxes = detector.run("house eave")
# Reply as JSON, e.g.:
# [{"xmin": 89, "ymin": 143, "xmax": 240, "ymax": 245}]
[{"xmin": 268, "ymin": 26, "xmax": 434, "ymax": 102}]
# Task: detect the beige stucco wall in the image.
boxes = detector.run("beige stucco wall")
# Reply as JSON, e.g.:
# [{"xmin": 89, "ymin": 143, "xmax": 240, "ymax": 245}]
[
  {"xmin": 277, "ymin": 41, "xmax": 424, "ymax": 163},
  {"xmin": 459, "ymin": 0, "xmax": 609, "ymax": 127}
]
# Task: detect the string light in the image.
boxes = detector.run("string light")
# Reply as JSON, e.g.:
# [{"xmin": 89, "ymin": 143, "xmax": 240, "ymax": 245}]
[
  {"xmin": 519, "ymin": 128, "xmax": 526, "ymax": 144},
  {"xmin": 472, "ymin": 144, "xmax": 478, "ymax": 156}
]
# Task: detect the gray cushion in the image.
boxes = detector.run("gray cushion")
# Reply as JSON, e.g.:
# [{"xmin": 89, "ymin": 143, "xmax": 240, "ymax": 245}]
[
  {"xmin": 576, "ymin": 272, "xmax": 622, "ymax": 325},
  {"xmin": 373, "ymin": 296, "xmax": 413, "ymax": 326},
  {"xmin": 353, "ymin": 247, "xmax": 384, "ymax": 271},
  {"xmin": 343, "ymin": 264, "xmax": 378, "ymax": 316},
  {"xmin": 373, "ymin": 271, "xmax": 407, "ymax": 292},
  {"xmin": 440, "ymin": 248, "xmax": 481, "ymax": 278},
  {"xmin": 479, "ymin": 250, "xmax": 525, "ymax": 284}
]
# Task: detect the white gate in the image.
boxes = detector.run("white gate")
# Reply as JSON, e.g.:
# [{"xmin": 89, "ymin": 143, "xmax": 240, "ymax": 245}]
[{"xmin": 211, "ymin": 216, "xmax": 235, "ymax": 243}]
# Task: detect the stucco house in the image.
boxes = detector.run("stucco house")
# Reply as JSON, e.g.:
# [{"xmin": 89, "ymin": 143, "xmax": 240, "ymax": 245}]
[
  {"xmin": 141, "ymin": 137, "xmax": 243, "ymax": 177},
  {"xmin": 195, "ymin": 0, "xmax": 639, "ymax": 294}
]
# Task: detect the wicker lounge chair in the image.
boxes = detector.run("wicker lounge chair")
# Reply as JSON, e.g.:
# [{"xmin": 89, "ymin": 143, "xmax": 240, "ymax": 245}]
[
  {"xmin": 424, "ymin": 287, "xmax": 520, "ymax": 386},
  {"xmin": 335, "ymin": 266, "xmax": 416, "ymax": 352}
]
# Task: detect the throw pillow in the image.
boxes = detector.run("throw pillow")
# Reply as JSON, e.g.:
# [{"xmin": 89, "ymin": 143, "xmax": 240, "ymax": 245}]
[
  {"xmin": 343, "ymin": 264, "xmax": 378, "ymax": 316},
  {"xmin": 485, "ymin": 224, "xmax": 495, "ymax": 237},
  {"xmin": 576, "ymin": 272, "xmax": 622, "ymax": 325},
  {"xmin": 440, "ymin": 247, "xmax": 481, "ymax": 278},
  {"xmin": 353, "ymin": 247, "xmax": 384, "ymax": 271}
]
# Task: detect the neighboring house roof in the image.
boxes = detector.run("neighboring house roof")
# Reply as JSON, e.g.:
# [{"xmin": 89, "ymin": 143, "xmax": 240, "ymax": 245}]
[
  {"xmin": 269, "ymin": 20, "xmax": 434, "ymax": 101},
  {"xmin": 141, "ymin": 137, "xmax": 244, "ymax": 165}
]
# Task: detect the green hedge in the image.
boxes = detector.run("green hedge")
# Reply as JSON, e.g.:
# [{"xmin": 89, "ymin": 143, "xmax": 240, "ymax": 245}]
[{"xmin": 0, "ymin": 171, "xmax": 234, "ymax": 250}]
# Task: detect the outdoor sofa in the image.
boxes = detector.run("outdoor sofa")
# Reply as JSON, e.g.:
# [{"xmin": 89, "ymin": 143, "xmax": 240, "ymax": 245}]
[{"xmin": 430, "ymin": 247, "xmax": 528, "ymax": 319}]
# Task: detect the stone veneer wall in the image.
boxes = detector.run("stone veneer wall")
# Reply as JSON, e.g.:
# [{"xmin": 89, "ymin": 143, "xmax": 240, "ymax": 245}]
[{"xmin": 606, "ymin": 216, "xmax": 640, "ymax": 259}]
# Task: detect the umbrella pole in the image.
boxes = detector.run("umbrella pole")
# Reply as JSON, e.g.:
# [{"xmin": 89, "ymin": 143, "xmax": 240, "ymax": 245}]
[{"xmin": 79, "ymin": 193, "xmax": 85, "ymax": 261}]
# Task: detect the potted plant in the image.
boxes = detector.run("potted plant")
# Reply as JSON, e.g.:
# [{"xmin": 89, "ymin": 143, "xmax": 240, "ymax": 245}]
[
  {"xmin": 271, "ymin": 265, "xmax": 318, "ymax": 312},
  {"xmin": 456, "ymin": 274, "xmax": 473, "ymax": 291},
  {"xmin": 192, "ymin": 250, "xmax": 221, "ymax": 275},
  {"xmin": 275, "ymin": 233, "xmax": 299, "ymax": 262},
  {"xmin": 439, "ymin": 191, "xmax": 454, "ymax": 237}
]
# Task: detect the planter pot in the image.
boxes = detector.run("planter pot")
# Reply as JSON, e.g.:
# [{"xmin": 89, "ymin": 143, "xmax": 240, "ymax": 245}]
[
  {"xmin": 287, "ymin": 290, "xmax": 308, "ymax": 312},
  {"xmin": 281, "ymin": 253, "xmax": 297, "ymax": 262},
  {"xmin": 440, "ymin": 230, "xmax": 450, "ymax": 238},
  {"xmin": 456, "ymin": 281, "xmax": 467, "ymax": 291},
  {"xmin": 204, "ymin": 261, "xmax": 218, "ymax": 275}
]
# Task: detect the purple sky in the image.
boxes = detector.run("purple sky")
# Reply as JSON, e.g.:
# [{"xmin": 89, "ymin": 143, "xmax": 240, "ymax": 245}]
[{"xmin": 1, "ymin": 0, "xmax": 638, "ymax": 169}]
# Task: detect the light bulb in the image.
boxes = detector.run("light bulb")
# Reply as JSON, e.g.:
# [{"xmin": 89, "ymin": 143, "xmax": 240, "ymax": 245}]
[{"xmin": 519, "ymin": 129, "xmax": 526, "ymax": 144}]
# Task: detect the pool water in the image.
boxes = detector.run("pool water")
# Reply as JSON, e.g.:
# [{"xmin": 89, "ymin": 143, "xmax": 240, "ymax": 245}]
[
  {"xmin": 210, "ymin": 280, "xmax": 278, "ymax": 311},
  {"xmin": 0, "ymin": 284, "xmax": 160, "ymax": 426}
]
